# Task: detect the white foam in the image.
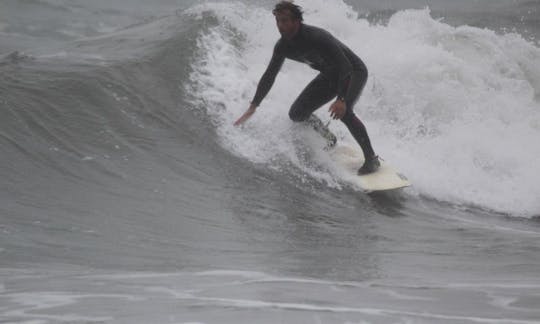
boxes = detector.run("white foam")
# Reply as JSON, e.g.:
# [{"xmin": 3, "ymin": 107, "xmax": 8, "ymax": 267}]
[
  {"xmin": 195, "ymin": 269, "xmax": 267, "ymax": 279},
  {"xmin": 187, "ymin": 2, "xmax": 540, "ymax": 217},
  {"xmin": 172, "ymin": 294, "xmax": 538, "ymax": 324},
  {"xmin": 3, "ymin": 292, "xmax": 113, "ymax": 322}
]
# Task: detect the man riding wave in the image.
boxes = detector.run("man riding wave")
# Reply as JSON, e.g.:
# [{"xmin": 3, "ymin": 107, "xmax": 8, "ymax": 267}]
[{"xmin": 234, "ymin": 1, "xmax": 380, "ymax": 174}]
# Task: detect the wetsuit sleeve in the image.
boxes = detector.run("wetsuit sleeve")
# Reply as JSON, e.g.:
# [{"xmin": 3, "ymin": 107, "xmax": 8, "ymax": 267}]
[
  {"xmin": 316, "ymin": 33, "xmax": 353, "ymax": 102},
  {"xmin": 251, "ymin": 42, "xmax": 285, "ymax": 107}
]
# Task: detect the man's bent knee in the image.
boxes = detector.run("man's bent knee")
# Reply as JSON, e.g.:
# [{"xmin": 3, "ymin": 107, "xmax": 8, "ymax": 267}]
[{"xmin": 288, "ymin": 106, "xmax": 310, "ymax": 122}]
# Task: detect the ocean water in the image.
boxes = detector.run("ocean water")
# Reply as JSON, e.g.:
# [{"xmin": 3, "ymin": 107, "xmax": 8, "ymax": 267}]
[{"xmin": 1, "ymin": 0, "xmax": 540, "ymax": 323}]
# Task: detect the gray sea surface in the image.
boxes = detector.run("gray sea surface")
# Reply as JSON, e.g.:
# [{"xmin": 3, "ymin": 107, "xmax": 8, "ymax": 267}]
[{"xmin": 1, "ymin": 0, "xmax": 540, "ymax": 323}]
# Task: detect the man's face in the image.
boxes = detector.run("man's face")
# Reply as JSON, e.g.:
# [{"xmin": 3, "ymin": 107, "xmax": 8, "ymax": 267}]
[{"xmin": 274, "ymin": 10, "xmax": 300, "ymax": 40}]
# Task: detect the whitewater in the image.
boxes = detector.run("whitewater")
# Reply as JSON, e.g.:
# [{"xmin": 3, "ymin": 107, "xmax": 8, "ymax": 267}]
[{"xmin": 189, "ymin": 0, "xmax": 540, "ymax": 217}]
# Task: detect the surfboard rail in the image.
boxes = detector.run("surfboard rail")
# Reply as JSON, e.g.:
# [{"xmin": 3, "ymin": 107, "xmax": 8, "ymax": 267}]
[{"xmin": 330, "ymin": 145, "xmax": 411, "ymax": 192}]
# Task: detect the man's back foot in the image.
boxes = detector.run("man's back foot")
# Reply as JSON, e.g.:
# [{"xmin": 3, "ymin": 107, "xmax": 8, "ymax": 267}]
[{"xmin": 358, "ymin": 155, "xmax": 380, "ymax": 175}]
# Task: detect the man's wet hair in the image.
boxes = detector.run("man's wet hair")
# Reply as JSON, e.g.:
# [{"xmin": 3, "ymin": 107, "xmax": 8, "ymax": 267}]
[{"xmin": 273, "ymin": 1, "xmax": 304, "ymax": 22}]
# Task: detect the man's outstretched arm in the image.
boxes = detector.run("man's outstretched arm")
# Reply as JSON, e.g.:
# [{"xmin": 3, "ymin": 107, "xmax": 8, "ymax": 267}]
[{"xmin": 234, "ymin": 44, "xmax": 284, "ymax": 126}]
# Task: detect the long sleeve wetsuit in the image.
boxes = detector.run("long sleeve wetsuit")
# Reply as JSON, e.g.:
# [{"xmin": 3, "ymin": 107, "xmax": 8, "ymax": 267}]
[
  {"xmin": 251, "ymin": 24, "xmax": 366, "ymax": 106},
  {"xmin": 251, "ymin": 23, "xmax": 376, "ymax": 160}
]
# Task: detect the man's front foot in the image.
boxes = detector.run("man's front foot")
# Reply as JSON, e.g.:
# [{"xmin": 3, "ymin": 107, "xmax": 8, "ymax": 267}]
[
  {"xmin": 358, "ymin": 155, "xmax": 380, "ymax": 175},
  {"xmin": 324, "ymin": 133, "xmax": 337, "ymax": 150},
  {"xmin": 307, "ymin": 115, "xmax": 337, "ymax": 150}
]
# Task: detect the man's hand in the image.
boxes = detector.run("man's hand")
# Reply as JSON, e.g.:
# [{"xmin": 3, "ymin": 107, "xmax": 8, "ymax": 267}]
[
  {"xmin": 234, "ymin": 104, "xmax": 257, "ymax": 126},
  {"xmin": 329, "ymin": 99, "xmax": 346, "ymax": 120}
]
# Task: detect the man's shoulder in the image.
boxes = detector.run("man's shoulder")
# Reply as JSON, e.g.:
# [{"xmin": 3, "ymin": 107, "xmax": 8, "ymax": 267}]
[
  {"xmin": 273, "ymin": 38, "xmax": 286, "ymax": 52},
  {"xmin": 301, "ymin": 24, "xmax": 334, "ymax": 42},
  {"xmin": 302, "ymin": 24, "xmax": 331, "ymax": 35}
]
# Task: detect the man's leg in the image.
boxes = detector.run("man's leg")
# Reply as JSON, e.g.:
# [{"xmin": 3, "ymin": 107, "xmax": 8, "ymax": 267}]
[
  {"xmin": 340, "ymin": 69, "xmax": 380, "ymax": 174},
  {"xmin": 289, "ymin": 74, "xmax": 337, "ymax": 146}
]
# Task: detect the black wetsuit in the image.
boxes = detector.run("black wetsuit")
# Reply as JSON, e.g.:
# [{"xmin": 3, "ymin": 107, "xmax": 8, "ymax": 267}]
[{"xmin": 251, "ymin": 23, "xmax": 376, "ymax": 159}]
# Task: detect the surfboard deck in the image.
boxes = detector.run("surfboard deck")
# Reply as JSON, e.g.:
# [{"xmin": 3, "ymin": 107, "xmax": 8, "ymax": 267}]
[{"xmin": 329, "ymin": 145, "xmax": 411, "ymax": 192}]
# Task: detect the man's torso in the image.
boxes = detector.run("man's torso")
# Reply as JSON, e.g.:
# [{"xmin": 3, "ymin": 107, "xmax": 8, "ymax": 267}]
[{"xmin": 275, "ymin": 24, "xmax": 366, "ymax": 75}]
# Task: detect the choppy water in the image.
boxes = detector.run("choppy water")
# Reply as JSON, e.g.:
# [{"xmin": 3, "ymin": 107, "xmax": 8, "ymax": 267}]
[{"xmin": 1, "ymin": 0, "xmax": 540, "ymax": 323}]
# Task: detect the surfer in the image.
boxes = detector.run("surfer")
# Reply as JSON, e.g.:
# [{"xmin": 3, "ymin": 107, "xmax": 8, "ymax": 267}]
[{"xmin": 234, "ymin": 1, "xmax": 380, "ymax": 174}]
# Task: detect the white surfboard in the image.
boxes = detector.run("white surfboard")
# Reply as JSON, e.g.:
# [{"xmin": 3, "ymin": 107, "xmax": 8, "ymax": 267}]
[{"xmin": 330, "ymin": 145, "xmax": 411, "ymax": 192}]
